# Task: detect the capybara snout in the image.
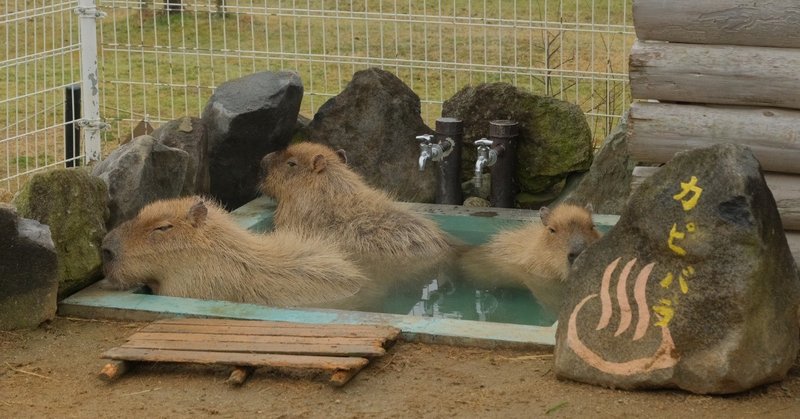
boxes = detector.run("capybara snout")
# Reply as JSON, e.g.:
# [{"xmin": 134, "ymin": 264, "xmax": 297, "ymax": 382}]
[{"xmin": 566, "ymin": 234, "xmax": 591, "ymax": 265}]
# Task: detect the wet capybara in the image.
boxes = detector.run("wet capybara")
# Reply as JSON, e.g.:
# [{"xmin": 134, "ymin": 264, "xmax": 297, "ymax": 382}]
[
  {"xmin": 259, "ymin": 142, "xmax": 457, "ymax": 282},
  {"xmin": 100, "ymin": 196, "xmax": 368, "ymax": 307},
  {"xmin": 257, "ymin": 142, "xmax": 462, "ymax": 312},
  {"xmin": 459, "ymin": 203, "xmax": 602, "ymax": 314}
]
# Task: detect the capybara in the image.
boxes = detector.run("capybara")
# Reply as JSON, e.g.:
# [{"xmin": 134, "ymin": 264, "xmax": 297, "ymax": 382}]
[
  {"xmin": 459, "ymin": 203, "xmax": 602, "ymax": 314},
  {"xmin": 261, "ymin": 143, "xmax": 451, "ymax": 262},
  {"xmin": 259, "ymin": 142, "xmax": 457, "ymax": 286},
  {"xmin": 100, "ymin": 196, "xmax": 368, "ymax": 307}
]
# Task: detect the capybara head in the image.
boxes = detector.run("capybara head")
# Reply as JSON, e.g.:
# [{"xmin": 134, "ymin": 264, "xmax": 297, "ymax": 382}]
[
  {"xmin": 539, "ymin": 203, "xmax": 602, "ymax": 267},
  {"xmin": 259, "ymin": 142, "xmax": 350, "ymax": 200},
  {"xmin": 101, "ymin": 197, "xmax": 216, "ymax": 292}
]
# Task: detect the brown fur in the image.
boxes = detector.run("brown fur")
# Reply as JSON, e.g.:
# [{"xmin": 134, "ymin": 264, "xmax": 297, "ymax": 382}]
[
  {"xmin": 460, "ymin": 203, "xmax": 602, "ymax": 313},
  {"xmin": 100, "ymin": 196, "xmax": 367, "ymax": 307},
  {"xmin": 259, "ymin": 142, "xmax": 455, "ymax": 282}
]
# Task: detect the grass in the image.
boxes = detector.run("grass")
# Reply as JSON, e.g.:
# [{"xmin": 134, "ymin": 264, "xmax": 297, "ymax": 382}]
[{"xmin": 1, "ymin": 0, "xmax": 634, "ymax": 199}]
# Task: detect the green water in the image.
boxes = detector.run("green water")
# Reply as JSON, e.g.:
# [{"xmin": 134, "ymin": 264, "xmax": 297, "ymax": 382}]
[
  {"xmin": 382, "ymin": 278, "xmax": 558, "ymax": 327},
  {"xmin": 229, "ymin": 198, "xmax": 617, "ymax": 327}
]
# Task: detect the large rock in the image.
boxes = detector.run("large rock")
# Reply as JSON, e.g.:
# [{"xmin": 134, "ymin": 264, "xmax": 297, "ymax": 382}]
[
  {"xmin": 151, "ymin": 116, "xmax": 210, "ymax": 195},
  {"xmin": 556, "ymin": 112, "xmax": 635, "ymax": 214},
  {"xmin": 12, "ymin": 168, "xmax": 109, "ymax": 296},
  {"xmin": 308, "ymin": 68, "xmax": 436, "ymax": 202},
  {"xmin": 442, "ymin": 83, "xmax": 593, "ymax": 207},
  {"xmin": 0, "ymin": 204, "xmax": 58, "ymax": 329},
  {"xmin": 554, "ymin": 144, "xmax": 800, "ymax": 394},
  {"xmin": 202, "ymin": 71, "xmax": 303, "ymax": 209},
  {"xmin": 92, "ymin": 135, "xmax": 189, "ymax": 228}
]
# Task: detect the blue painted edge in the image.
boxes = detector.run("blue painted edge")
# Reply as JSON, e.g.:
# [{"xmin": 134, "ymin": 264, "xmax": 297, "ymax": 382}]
[{"xmin": 59, "ymin": 283, "xmax": 557, "ymax": 349}]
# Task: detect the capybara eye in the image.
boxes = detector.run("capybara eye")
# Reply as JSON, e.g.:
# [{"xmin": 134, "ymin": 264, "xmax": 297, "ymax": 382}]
[
  {"xmin": 287, "ymin": 160, "xmax": 297, "ymax": 167},
  {"xmin": 548, "ymin": 227, "xmax": 556, "ymax": 234},
  {"xmin": 154, "ymin": 224, "xmax": 173, "ymax": 232}
]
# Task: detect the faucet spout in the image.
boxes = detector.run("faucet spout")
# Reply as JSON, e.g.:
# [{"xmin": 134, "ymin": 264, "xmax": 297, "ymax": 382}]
[
  {"xmin": 474, "ymin": 155, "xmax": 488, "ymax": 188},
  {"xmin": 473, "ymin": 138, "xmax": 497, "ymax": 189},
  {"xmin": 416, "ymin": 134, "xmax": 434, "ymax": 171},
  {"xmin": 419, "ymin": 149, "xmax": 431, "ymax": 171}
]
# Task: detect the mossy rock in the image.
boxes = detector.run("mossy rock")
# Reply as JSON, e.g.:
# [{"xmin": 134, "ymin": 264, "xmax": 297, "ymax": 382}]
[
  {"xmin": 442, "ymin": 83, "xmax": 593, "ymax": 203},
  {"xmin": 13, "ymin": 168, "xmax": 109, "ymax": 296}
]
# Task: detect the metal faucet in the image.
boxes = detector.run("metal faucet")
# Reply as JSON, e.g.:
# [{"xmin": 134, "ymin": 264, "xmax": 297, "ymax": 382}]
[
  {"xmin": 473, "ymin": 120, "xmax": 519, "ymax": 208},
  {"xmin": 474, "ymin": 138, "xmax": 498, "ymax": 188},
  {"xmin": 416, "ymin": 134, "xmax": 436, "ymax": 171}
]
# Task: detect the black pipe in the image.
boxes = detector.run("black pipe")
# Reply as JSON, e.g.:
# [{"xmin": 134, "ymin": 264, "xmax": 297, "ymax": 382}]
[
  {"xmin": 434, "ymin": 117, "xmax": 463, "ymax": 205},
  {"xmin": 488, "ymin": 120, "xmax": 518, "ymax": 208},
  {"xmin": 65, "ymin": 84, "xmax": 81, "ymax": 168}
]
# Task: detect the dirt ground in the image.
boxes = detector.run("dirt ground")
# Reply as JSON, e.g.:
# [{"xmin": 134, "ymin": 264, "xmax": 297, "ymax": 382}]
[{"xmin": 1, "ymin": 317, "xmax": 799, "ymax": 418}]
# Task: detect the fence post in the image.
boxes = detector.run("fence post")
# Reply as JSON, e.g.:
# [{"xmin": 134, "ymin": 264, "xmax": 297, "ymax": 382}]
[
  {"xmin": 65, "ymin": 84, "xmax": 81, "ymax": 167},
  {"xmin": 75, "ymin": 0, "xmax": 106, "ymax": 164}
]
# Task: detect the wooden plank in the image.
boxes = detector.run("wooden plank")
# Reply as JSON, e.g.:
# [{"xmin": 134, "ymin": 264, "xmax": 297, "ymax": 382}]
[
  {"xmin": 631, "ymin": 167, "xmax": 800, "ymax": 231},
  {"xmin": 102, "ymin": 347, "xmax": 370, "ymax": 371},
  {"xmin": 142, "ymin": 323, "xmax": 400, "ymax": 341},
  {"xmin": 630, "ymin": 41, "xmax": 800, "ymax": 110},
  {"xmin": 628, "ymin": 102, "xmax": 800, "ymax": 174},
  {"xmin": 147, "ymin": 318, "xmax": 400, "ymax": 339},
  {"xmin": 130, "ymin": 332, "xmax": 385, "ymax": 346},
  {"xmin": 633, "ymin": 0, "xmax": 800, "ymax": 48},
  {"xmin": 121, "ymin": 339, "xmax": 386, "ymax": 358}
]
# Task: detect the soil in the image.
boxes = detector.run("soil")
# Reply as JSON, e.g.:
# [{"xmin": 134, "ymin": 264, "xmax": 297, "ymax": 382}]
[{"xmin": 1, "ymin": 317, "xmax": 799, "ymax": 418}]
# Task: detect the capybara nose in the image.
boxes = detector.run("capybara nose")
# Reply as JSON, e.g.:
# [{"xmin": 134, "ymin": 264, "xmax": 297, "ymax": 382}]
[
  {"xmin": 567, "ymin": 251, "xmax": 580, "ymax": 265},
  {"xmin": 101, "ymin": 247, "xmax": 115, "ymax": 264}
]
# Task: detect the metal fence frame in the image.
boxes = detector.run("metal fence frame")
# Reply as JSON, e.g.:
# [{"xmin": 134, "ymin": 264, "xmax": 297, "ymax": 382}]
[{"xmin": 1, "ymin": 0, "xmax": 634, "ymax": 195}]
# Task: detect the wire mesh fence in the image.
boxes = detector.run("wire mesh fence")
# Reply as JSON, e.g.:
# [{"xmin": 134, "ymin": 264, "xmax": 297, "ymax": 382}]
[
  {"xmin": 1, "ymin": 0, "xmax": 634, "ymax": 197},
  {"xmin": 0, "ymin": 0, "xmax": 82, "ymax": 197}
]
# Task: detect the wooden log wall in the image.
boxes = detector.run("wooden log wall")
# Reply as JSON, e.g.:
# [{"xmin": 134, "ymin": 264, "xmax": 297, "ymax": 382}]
[
  {"xmin": 630, "ymin": 0, "xmax": 800, "ymax": 263},
  {"xmin": 627, "ymin": 102, "xmax": 800, "ymax": 175},
  {"xmin": 633, "ymin": 0, "xmax": 800, "ymax": 48},
  {"xmin": 630, "ymin": 41, "xmax": 800, "ymax": 110}
]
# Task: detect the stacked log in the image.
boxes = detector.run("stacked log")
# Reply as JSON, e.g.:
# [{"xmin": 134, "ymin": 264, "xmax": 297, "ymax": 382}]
[{"xmin": 628, "ymin": 0, "xmax": 800, "ymax": 262}]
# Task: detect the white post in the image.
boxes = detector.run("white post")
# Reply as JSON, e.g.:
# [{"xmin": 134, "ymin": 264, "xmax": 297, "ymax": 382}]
[{"xmin": 76, "ymin": 0, "xmax": 106, "ymax": 163}]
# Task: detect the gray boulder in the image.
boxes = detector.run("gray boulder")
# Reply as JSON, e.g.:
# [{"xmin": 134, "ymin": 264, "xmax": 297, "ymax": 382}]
[
  {"xmin": 92, "ymin": 135, "xmax": 190, "ymax": 228},
  {"xmin": 554, "ymin": 143, "xmax": 800, "ymax": 394},
  {"xmin": 0, "ymin": 204, "xmax": 58, "ymax": 330},
  {"xmin": 308, "ymin": 67, "xmax": 436, "ymax": 203},
  {"xmin": 442, "ymin": 83, "xmax": 593, "ymax": 207},
  {"xmin": 202, "ymin": 71, "xmax": 303, "ymax": 210},
  {"xmin": 12, "ymin": 168, "xmax": 108, "ymax": 296},
  {"xmin": 151, "ymin": 116, "xmax": 210, "ymax": 195},
  {"xmin": 556, "ymin": 112, "xmax": 635, "ymax": 214}
]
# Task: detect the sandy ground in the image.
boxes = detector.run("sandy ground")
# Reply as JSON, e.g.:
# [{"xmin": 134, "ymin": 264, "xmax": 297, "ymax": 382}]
[{"xmin": 1, "ymin": 317, "xmax": 799, "ymax": 419}]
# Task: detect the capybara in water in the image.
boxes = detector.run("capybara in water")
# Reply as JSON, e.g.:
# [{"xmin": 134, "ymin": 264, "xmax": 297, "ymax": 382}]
[
  {"xmin": 261, "ymin": 143, "xmax": 455, "ymax": 310},
  {"xmin": 459, "ymin": 203, "xmax": 602, "ymax": 314},
  {"xmin": 259, "ymin": 142, "xmax": 456, "ymax": 286},
  {"xmin": 100, "ymin": 196, "xmax": 368, "ymax": 307}
]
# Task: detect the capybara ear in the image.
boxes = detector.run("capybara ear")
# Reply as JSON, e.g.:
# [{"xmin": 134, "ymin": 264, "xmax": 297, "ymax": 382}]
[
  {"xmin": 187, "ymin": 200, "xmax": 208, "ymax": 227},
  {"xmin": 312, "ymin": 154, "xmax": 327, "ymax": 173},
  {"xmin": 335, "ymin": 149, "xmax": 348, "ymax": 164},
  {"xmin": 539, "ymin": 206, "xmax": 551, "ymax": 226},
  {"xmin": 585, "ymin": 203, "xmax": 594, "ymax": 213}
]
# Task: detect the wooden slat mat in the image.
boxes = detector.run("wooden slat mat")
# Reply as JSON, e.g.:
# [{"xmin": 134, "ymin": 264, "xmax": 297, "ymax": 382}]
[{"xmin": 100, "ymin": 318, "xmax": 401, "ymax": 386}]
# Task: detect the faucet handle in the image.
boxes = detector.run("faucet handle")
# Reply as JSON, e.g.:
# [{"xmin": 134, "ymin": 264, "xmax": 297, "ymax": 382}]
[
  {"xmin": 416, "ymin": 134, "xmax": 434, "ymax": 144},
  {"xmin": 474, "ymin": 138, "xmax": 493, "ymax": 148}
]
